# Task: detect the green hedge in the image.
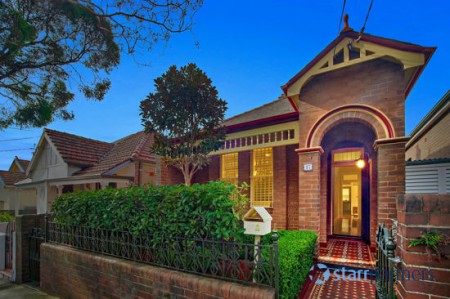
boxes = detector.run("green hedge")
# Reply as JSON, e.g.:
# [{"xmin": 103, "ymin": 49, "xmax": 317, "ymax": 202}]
[
  {"xmin": 277, "ymin": 230, "xmax": 317, "ymax": 299},
  {"xmin": 258, "ymin": 230, "xmax": 317, "ymax": 299},
  {"xmin": 52, "ymin": 181, "xmax": 248, "ymax": 242},
  {"xmin": 0, "ymin": 212, "xmax": 14, "ymax": 222}
]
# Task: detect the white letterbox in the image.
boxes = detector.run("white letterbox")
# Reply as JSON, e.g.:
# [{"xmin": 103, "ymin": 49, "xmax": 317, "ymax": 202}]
[{"xmin": 243, "ymin": 206, "xmax": 272, "ymax": 236}]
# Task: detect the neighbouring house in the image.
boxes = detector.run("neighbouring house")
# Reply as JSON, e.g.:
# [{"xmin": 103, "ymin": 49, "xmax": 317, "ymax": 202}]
[
  {"xmin": 16, "ymin": 129, "xmax": 163, "ymax": 214},
  {"xmin": 0, "ymin": 156, "xmax": 36, "ymax": 212},
  {"xmin": 405, "ymin": 90, "xmax": 450, "ymax": 194},
  {"xmin": 170, "ymin": 28, "xmax": 435, "ymax": 247}
]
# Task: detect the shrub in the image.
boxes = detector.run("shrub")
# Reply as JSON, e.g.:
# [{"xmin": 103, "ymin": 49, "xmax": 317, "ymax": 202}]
[
  {"xmin": 258, "ymin": 230, "xmax": 317, "ymax": 299},
  {"xmin": 51, "ymin": 181, "xmax": 248, "ymax": 242},
  {"xmin": 0, "ymin": 212, "xmax": 15, "ymax": 222}
]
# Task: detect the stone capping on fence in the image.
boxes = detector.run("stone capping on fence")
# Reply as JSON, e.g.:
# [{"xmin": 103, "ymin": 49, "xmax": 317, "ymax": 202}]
[
  {"xmin": 395, "ymin": 194, "xmax": 450, "ymax": 299},
  {"xmin": 40, "ymin": 243, "xmax": 275, "ymax": 299}
]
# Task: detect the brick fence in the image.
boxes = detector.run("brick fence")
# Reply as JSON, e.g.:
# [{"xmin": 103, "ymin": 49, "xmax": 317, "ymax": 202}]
[
  {"xmin": 41, "ymin": 244, "xmax": 275, "ymax": 299},
  {"xmin": 396, "ymin": 194, "xmax": 450, "ymax": 299}
]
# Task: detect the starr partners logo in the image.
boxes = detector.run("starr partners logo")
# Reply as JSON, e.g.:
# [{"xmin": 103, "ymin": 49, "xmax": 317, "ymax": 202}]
[
  {"xmin": 308, "ymin": 264, "xmax": 435, "ymax": 285},
  {"xmin": 309, "ymin": 263, "xmax": 330, "ymax": 284}
]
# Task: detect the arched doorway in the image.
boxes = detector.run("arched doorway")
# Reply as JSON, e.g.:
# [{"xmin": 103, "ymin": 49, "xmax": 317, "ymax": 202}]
[{"xmin": 321, "ymin": 122, "xmax": 376, "ymax": 243}]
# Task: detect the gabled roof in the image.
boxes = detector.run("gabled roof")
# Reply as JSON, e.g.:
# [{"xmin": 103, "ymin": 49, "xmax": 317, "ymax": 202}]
[
  {"xmin": 0, "ymin": 170, "xmax": 27, "ymax": 187},
  {"xmin": 282, "ymin": 30, "xmax": 435, "ymax": 98},
  {"xmin": 406, "ymin": 90, "xmax": 450, "ymax": 150},
  {"xmin": 222, "ymin": 97, "xmax": 298, "ymax": 132},
  {"xmin": 44, "ymin": 129, "xmax": 114, "ymax": 166},
  {"xmin": 75, "ymin": 131, "xmax": 156, "ymax": 176},
  {"xmin": 8, "ymin": 156, "xmax": 30, "ymax": 173}
]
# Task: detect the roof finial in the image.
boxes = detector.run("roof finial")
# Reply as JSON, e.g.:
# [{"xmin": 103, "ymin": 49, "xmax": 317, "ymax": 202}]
[{"xmin": 341, "ymin": 14, "xmax": 353, "ymax": 33}]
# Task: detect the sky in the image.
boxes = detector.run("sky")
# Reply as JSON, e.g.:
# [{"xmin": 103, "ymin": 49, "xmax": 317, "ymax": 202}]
[{"xmin": 1, "ymin": 0, "xmax": 449, "ymax": 170}]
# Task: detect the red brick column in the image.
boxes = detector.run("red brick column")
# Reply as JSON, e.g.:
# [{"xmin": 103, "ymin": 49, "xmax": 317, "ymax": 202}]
[
  {"xmin": 15, "ymin": 214, "xmax": 45, "ymax": 283},
  {"xmin": 297, "ymin": 147, "xmax": 322, "ymax": 238},
  {"xmin": 376, "ymin": 139, "xmax": 407, "ymax": 225},
  {"xmin": 396, "ymin": 194, "xmax": 450, "ymax": 299},
  {"xmin": 273, "ymin": 146, "xmax": 287, "ymax": 230}
]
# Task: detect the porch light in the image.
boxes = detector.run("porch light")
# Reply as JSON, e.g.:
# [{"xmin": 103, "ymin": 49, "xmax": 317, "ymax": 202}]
[{"xmin": 356, "ymin": 159, "xmax": 366, "ymax": 169}]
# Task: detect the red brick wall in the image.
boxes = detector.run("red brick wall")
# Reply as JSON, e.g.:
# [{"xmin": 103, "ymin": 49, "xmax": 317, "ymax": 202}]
[
  {"xmin": 298, "ymin": 151, "xmax": 321, "ymax": 232},
  {"xmin": 287, "ymin": 145, "xmax": 299, "ymax": 230},
  {"xmin": 272, "ymin": 146, "xmax": 287, "ymax": 229},
  {"xmin": 396, "ymin": 194, "xmax": 450, "ymax": 299},
  {"xmin": 377, "ymin": 142, "xmax": 406, "ymax": 225},
  {"xmin": 190, "ymin": 146, "xmax": 298, "ymax": 230},
  {"xmin": 294, "ymin": 58, "xmax": 407, "ymax": 242},
  {"xmin": 297, "ymin": 59, "xmax": 406, "ymax": 147},
  {"xmin": 41, "ymin": 244, "xmax": 274, "ymax": 299}
]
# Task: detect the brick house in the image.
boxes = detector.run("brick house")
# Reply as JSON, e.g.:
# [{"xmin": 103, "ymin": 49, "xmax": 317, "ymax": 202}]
[
  {"xmin": 172, "ymin": 29, "xmax": 435, "ymax": 246},
  {"xmin": 16, "ymin": 129, "xmax": 162, "ymax": 214}
]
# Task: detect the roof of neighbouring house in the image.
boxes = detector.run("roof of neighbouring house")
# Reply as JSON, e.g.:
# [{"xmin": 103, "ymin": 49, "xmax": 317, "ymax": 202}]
[
  {"xmin": 26, "ymin": 129, "xmax": 157, "ymax": 179},
  {"xmin": 0, "ymin": 170, "xmax": 27, "ymax": 187},
  {"xmin": 8, "ymin": 156, "xmax": 30, "ymax": 173},
  {"xmin": 45, "ymin": 128, "xmax": 114, "ymax": 167},
  {"xmin": 222, "ymin": 97, "xmax": 298, "ymax": 132},
  {"xmin": 406, "ymin": 158, "xmax": 450, "ymax": 166},
  {"xmin": 75, "ymin": 131, "xmax": 156, "ymax": 176},
  {"xmin": 406, "ymin": 90, "xmax": 450, "ymax": 150}
]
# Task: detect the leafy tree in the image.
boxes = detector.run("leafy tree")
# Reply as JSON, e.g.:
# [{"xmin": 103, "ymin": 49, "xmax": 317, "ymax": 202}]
[
  {"xmin": 0, "ymin": 0, "xmax": 202, "ymax": 129},
  {"xmin": 140, "ymin": 63, "xmax": 227, "ymax": 185}
]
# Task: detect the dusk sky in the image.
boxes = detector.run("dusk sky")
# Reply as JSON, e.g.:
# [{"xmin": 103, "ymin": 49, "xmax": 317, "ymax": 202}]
[{"xmin": 1, "ymin": 1, "xmax": 449, "ymax": 169}]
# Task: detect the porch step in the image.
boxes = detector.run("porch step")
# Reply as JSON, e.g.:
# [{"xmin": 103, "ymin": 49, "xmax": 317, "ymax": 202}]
[{"xmin": 318, "ymin": 238, "xmax": 375, "ymax": 269}]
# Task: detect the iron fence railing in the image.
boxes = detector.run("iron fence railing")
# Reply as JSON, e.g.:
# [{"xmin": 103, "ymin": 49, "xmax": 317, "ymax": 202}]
[
  {"xmin": 376, "ymin": 223, "xmax": 398, "ymax": 299},
  {"xmin": 5, "ymin": 221, "xmax": 15, "ymax": 269},
  {"xmin": 45, "ymin": 218, "xmax": 279, "ymax": 293},
  {"xmin": 29, "ymin": 227, "xmax": 44, "ymax": 282}
]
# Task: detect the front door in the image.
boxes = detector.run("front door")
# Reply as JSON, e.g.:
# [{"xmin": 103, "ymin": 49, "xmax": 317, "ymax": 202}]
[{"xmin": 331, "ymin": 148, "xmax": 365, "ymax": 237}]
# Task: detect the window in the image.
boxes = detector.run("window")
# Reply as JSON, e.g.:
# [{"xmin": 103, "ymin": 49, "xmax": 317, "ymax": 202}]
[
  {"xmin": 251, "ymin": 147, "xmax": 273, "ymax": 207},
  {"xmin": 221, "ymin": 153, "xmax": 238, "ymax": 185},
  {"xmin": 333, "ymin": 150, "xmax": 362, "ymax": 162}
]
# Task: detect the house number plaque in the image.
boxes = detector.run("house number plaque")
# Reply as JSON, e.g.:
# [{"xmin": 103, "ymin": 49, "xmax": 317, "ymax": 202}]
[{"xmin": 303, "ymin": 163, "xmax": 313, "ymax": 172}]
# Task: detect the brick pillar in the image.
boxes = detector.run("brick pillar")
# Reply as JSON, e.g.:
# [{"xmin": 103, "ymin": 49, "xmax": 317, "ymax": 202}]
[
  {"xmin": 375, "ymin": 139, "xmax": 407, "ymax": 225},
  {"xmin": 396, "ymin": 194, "xmax": 450, "ymax": 299},
  {"xmin": 208, "ymin": 155, "xmax": 220, "ymax": 181},
  {"xmin": 15, "ymin": 214, "xmax": 45, "ymax": 283},
  {"xmin": 273, "ymin": 146, "xmax": 287, "ymax": 230},
  {"xmin": 297, "ymin": 147, "xmax": 322, "ymax": 237}
]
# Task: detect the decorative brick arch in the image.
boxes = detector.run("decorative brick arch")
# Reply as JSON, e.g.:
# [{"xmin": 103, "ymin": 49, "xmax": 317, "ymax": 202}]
[{"xmin": 306, "ymin": 105, "xmax": 395, "ymax": 148}]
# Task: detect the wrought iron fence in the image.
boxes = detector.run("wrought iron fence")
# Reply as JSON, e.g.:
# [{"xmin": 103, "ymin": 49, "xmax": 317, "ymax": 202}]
[
  {"xmin": 45, "ymin": 219, "xmax": 279, "ymax": 293},
  {"xmin": 376, "ymin": 223, "xmax": 398, "ymax": 299},
  {"xmin": 29, "ymin": 227, "xmax": 44, "ymax": 282},
  {"xmin": 5, "ymin": 221, "xmax": 15, "ymax": 269}
]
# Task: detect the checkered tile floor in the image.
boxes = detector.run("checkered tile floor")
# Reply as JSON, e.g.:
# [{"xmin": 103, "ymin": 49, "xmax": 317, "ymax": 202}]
[
  {"xmin": 302, "ymin": 271, "xmax": 376, "ymax": 299},
  {"xmin": 299, "ymin": 238, "xmax": 376, "ymax": 299},
  {"xmin": 318, "ymin": 238, "xmax": 375, "ymax": 268}
]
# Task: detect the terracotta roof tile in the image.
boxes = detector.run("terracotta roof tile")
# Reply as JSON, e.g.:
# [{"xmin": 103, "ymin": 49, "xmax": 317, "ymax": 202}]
[
  {"xmin": 17, "ymin": 159, "xmax": 30, "ymax": 171},
  {"xmin": 45, "ymin": 129, "xmax": 114, "ymax": 166},
  {"xmin": 0, "ymin": 170, "xmax": 27, "ymax": 186},
  {"xmin": 74, "ymin": 131, "xmax": 156, "ymax": 176},
  {"xmin": 222, "ymin": 98, "xmax": 296, "ymax": 127}
]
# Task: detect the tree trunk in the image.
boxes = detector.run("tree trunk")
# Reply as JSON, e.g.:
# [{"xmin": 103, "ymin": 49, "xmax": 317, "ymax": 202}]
[
  {"xmin": 183, "ymin": 171, "xmax": 192, "ymax": 186},
  {"xmin": 181, "ymin": 162, "xmax": 193, "ymax": 186}
]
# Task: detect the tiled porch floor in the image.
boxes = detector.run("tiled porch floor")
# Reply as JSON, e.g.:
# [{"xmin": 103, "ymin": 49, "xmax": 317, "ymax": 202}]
[
  {"xmin": 299, "ymin": 238, "xmax": 376, "ymax": 299},
  {"xmin": 318, "ymin": 238, "xmax": 376, "ymax": 269}
]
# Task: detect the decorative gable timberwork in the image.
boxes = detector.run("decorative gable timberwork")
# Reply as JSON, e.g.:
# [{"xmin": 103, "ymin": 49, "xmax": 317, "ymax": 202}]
[{"xmin": 282, "ymin": 31, "xmax": 435, "ymax": 104}]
